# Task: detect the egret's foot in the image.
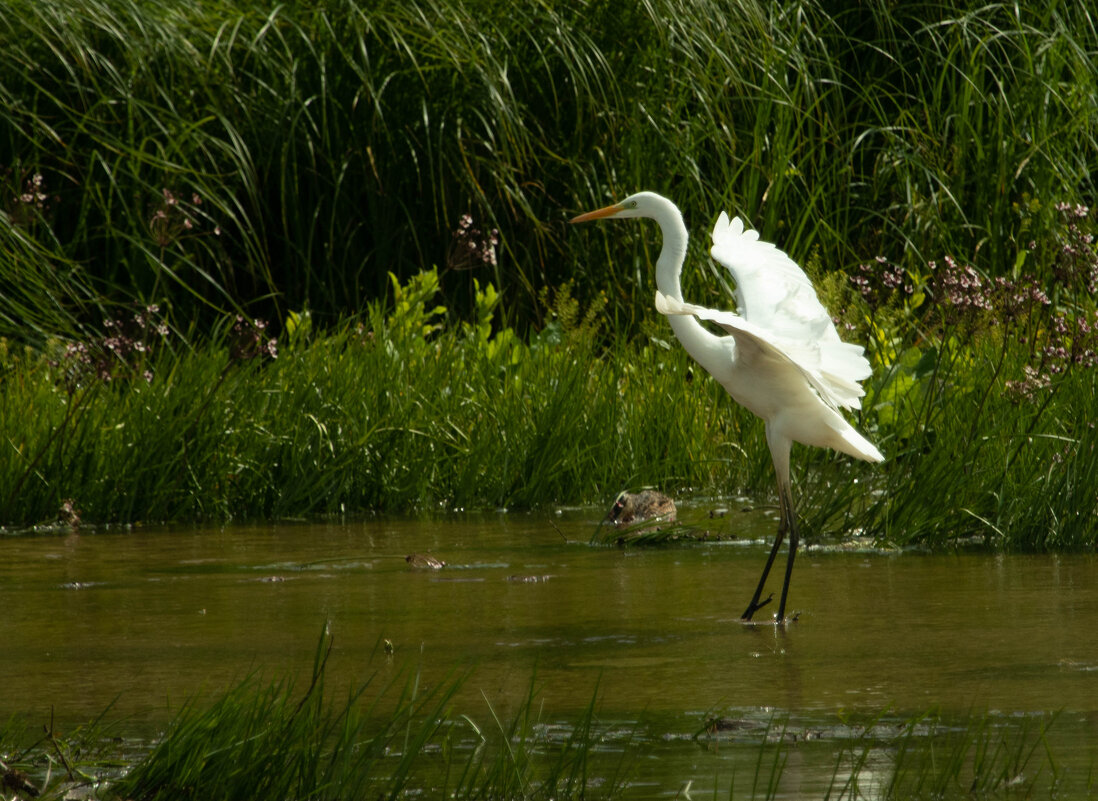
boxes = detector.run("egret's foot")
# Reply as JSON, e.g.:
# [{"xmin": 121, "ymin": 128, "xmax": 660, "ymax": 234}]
[{"xmin": 741, "ymin": 593, "xmax": 773, "ymax": 621}]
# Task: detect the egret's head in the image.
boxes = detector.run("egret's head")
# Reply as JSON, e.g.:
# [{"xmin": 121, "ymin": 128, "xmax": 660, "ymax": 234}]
[{"xmin": 569, "ymin": 191, "xmax": 667, "ymax": 223}]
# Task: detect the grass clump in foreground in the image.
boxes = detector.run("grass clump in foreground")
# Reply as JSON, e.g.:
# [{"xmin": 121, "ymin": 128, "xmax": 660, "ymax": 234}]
[
  {"xmin": 0, "ymin": 629, "xmax": 1084, "ymax": 800},
  {"xmin": 108, "ymin": 633, "xmax": 620, "ymax": 801},
  {"xmin": 2, "ymin": 627, "xmax": 628, "ymax": 801}
]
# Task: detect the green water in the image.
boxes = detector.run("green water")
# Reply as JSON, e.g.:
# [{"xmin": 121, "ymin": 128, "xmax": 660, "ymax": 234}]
[{"xmin": 3, "ymin": 506, "xmax": 1096, "ymax": 796}]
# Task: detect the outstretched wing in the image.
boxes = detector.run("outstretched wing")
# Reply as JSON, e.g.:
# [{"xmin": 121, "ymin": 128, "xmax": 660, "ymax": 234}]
[
  {"xmin": 708, "ymin": 213, "xmax": 872, "ymax": 409},
  {"xmin": 710, "ymin": 213, "xmax": 828, "ymax": 339},
  {"xmin": 655, "ymin": 291, "xmax": 867, "ymax": 410}
]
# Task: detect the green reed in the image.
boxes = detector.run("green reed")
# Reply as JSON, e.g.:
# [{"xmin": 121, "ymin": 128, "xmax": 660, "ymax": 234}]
[
  {"xmin": 1, "ymin": 0, "xmax": 1094, "ymax": 339},
  {"xmin": 0, "ymin": 273, "xmax": 746, "ymax": 526}
]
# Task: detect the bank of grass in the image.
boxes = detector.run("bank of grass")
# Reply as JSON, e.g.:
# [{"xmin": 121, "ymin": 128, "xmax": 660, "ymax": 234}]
[
  {"xmin": 3, "ymin": 256, "xmax": 1098, "ymax": 549},
  {"xmin": 0, "ymin": 273, "xmax": 746, "ymax": 525},
  {"xmin": 0, "ymin": 629, "xmax": 1081, "ymax": 799}
]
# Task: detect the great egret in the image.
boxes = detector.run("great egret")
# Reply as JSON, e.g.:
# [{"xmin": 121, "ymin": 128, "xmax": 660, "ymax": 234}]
[{"xmin": 571, "ymin": 192, "xmax": 883, "ymax": 622}]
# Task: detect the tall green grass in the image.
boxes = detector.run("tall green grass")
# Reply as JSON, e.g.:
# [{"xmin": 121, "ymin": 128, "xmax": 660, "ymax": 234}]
[
  {"xmin": 0, "ymin": 272, "xmax": 757, "ymax": 525},
  {"xmin": 1, "ymin": 0, "xmax": 1095, "ymax": 337}
]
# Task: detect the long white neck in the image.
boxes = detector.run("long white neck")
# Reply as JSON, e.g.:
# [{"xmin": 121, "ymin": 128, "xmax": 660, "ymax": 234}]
[
  {"xmin": 645, "ymin": 199, "xmax": 727, "ymax": 374},
  {"xmin": 652, "ymin": 203, "xmax": 689, "ymax": 302}
]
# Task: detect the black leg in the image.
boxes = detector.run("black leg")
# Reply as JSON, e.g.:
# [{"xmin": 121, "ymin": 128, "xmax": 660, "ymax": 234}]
[
  {"xmin": 741, "ymin": 523, "xmax": 784, "ymax": 620},
  {"xmin": 744, "ymin": 428, "xmax": 797, "ymax": 623},
  {"xmin": 775, "ymin": 495, "xmax": 798, "ymax": 622}
]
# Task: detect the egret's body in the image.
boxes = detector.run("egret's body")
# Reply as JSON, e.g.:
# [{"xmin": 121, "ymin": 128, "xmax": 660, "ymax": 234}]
[{"xmin": 571, "ymin": 192, "xmax": 883, "ymax": 622}]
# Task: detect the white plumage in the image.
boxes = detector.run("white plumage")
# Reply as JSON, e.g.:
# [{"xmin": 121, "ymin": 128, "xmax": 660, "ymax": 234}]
[{"xmin": 571, "ymin": 191, "xmax": 883, "ymax": 622}]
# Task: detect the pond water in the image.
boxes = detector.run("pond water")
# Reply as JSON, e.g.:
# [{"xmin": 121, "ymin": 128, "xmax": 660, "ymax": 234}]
[{"xmin": 2, "ymin": 505, "xmax": 1096, "ymax": 796}]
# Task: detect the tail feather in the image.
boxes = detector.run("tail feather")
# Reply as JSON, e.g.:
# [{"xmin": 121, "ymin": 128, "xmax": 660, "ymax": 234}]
[{"xmin": 838, "ymin": 425, "xmax": 885, "ymax": 463}]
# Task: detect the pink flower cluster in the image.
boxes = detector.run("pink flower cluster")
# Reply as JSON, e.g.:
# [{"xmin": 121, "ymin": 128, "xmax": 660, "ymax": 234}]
[
  {"xmin": 1052, "ymin": 202, "xmax": 1097, "ymax": 294},
  {"xmin": 447, "ymin": 213, "xmax": 499, "ymax": 271},
  {"xmin": 930, "ymin": 256, "xmax": 994, "ymax": 313},
  {"xmin": 851, "ymin": 256, "xmax": 913, "ymax": 307},
  {"xmin": 993, "ymin": 275, "xmax": 1050, "ymax": 323},
  {"xmin": 1004, "ymin": 364, "xmax": 1051, "ymax": 401},
  {"xmin": 3, "ymin": 167, "xmax": 57, "ymax": 226},
  {"xmin": 229, "ymin": 316, "xmax": 278, "ymax": 362},
  {"xmin": 1003, "ymin": 308, "xmax": 1097, "ymax": 401},
  {"xmin": 149, "ymin": 188, "xmax": 220, "ymax": 247},
  {"xmin": 52, "ymin": 305, "xmax": 169, "ymax": 390},
  {"xmin": 18, "ymin": 172, "xmax": 49, "ymax": 209}
]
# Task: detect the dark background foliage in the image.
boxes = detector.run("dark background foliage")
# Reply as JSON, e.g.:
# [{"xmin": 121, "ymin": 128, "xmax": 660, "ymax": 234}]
[{"xmin": 2, "ymin": 0, "xmax": 1095, "ymax": 342}]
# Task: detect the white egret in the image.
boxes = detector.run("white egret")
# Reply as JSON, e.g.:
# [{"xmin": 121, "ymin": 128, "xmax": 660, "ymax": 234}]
[{"xmin": 571, "ymin": 192, "xmax": 883, "ymax": 622}]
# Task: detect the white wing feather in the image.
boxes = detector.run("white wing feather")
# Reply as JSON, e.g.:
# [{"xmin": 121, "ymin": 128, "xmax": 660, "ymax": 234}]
[
  {"xmin": 706, "ymin": 213, "xmax": 872, "ymax": 410},
  {"xmin": 655, "ymin": 291, "xmax": 865, "ymax": 410}
]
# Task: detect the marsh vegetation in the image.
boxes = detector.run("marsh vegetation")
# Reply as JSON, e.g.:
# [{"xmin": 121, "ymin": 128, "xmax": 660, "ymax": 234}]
[
  {"xmin": 3, "ymin": 0, "xmax": 1096, "ymax": 546},
  {"xmin": 4, "ymin": 4, "xmax": 1097, "ymax": 795}
]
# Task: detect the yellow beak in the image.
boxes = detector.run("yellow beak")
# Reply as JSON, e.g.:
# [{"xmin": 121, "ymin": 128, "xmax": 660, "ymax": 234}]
[{"xmin": 569, "ymin": 202, "xmax": 624, "ymax": 224}]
